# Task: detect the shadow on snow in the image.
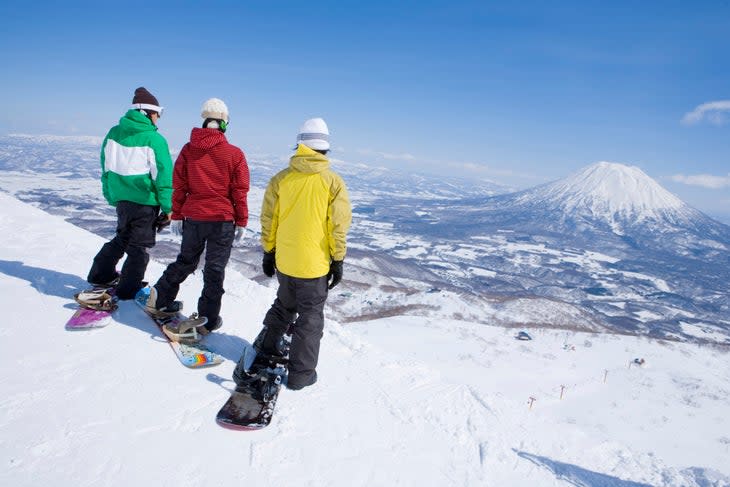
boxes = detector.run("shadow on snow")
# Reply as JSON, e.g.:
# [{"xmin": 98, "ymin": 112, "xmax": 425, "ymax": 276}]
[
  {"xmin": 515, "ymin": 450, "xmax": 652, "ymax": 487},
  {"xmin": 110, "ymin": 300, "xmax": 252, "ymax": 364},
  {"xmin": 0, "ymin": 259, "xmax": 88, "ymax": 303}
]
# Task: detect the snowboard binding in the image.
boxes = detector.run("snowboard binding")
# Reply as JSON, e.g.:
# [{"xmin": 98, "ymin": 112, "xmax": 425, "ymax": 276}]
[
  {"xmin": 74, "ymin": 288, "xmax": 118, "ymax": 312},
  {"xmin": 236, "ymin": 365, "xmax": 285, "ymax": 403},
  {"xmin": 160, "ymin": 313, "xmax": 209, "ymax": 344}
]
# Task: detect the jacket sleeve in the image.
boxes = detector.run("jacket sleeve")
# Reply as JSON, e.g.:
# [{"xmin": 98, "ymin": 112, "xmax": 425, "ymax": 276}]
[
  {"xmin": 171, "ymin": 146, "xmax": 188, "ymax": 220},
  {"xmin": 151, "ymin": 134, "xmax": 173, "ymax": 214},
  {"xmin": 327, "ymin": 173, "xmax": 352, "ymax": 261},
  {"xmin": 260, "ymin": 171, "xmax": 283, "ymax": 253},
  {"xmin": 100, "ymin": 136, "xmax": 112, "ymax": 205},
  {"xmin": 231, "ymin": 149, "xmax": 250, "ymax": 227}
]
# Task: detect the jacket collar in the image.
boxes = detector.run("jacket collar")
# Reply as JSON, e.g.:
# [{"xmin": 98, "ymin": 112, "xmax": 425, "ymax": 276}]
[
  {"xmin": 290, "ymin": 144, "xmax": 329, "ymax": 174},
  {"xmin": 119, "ymin": 109, "xmax": 157, "ymax": 133}
]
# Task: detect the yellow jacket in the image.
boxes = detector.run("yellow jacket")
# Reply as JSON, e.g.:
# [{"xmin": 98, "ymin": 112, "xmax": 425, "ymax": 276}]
[{"xmin": 261, "ymin": 144, "xmax": 352, "ymax": 278}]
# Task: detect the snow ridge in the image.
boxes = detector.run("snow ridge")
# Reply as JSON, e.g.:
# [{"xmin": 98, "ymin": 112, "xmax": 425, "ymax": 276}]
[{"xmin": 5, "ymin": 133, "xmax": 104, "ymax": 146}]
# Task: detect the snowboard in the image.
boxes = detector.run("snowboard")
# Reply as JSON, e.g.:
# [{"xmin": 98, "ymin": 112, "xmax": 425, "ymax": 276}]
[
  {"xmin": 216, "ymin": 339, "xmax": 289, "ymax": 430},
  {"xmin": 66, "ymin": 286, "xmax": 117, "ymax": 330},
  {"xmin": 133, "ymin": 287, "xmax": 224, "ymax": 368},
  {"xmin": 66, "ymin": 307, "xmax": 114, "ymax": 330}
]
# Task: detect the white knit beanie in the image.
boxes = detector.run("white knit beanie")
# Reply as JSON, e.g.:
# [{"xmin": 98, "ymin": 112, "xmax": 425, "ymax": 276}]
[
  {"xmin": 296, "ymin": 117, "xmax": 330, "ymax": 151},
  {"xmin": 201, "ymin": 98, "xmax": 229, "ymax": 122}
]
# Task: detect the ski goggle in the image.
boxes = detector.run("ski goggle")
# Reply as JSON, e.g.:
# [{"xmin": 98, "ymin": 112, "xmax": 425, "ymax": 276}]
[{"xmin": 131, "ymin": 103, "xmax": 164, "ymax": 117}]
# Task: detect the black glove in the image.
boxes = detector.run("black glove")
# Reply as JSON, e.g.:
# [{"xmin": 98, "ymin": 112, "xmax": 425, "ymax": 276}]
[
  {"xmin": 262, "ymin": 251, "xmax": 276, "ymax": 277},
  {"xmin": 327, "ymin": 260, "xmax": 343, "ymax": 289},
  {"xmin": 155, "ymin": 212, "xmax": 171, "ymax": 233}
]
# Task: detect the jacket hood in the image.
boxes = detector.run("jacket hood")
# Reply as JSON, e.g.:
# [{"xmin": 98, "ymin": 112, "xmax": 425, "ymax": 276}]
[
  {"xmin": 189, "ymin": 127, "xmax": 227, "ymax": 150},
  {"xmin": 118, "ymin": 109, "xmax": 158, "ymax": 135},
  {"xmin": 290, "ymin": 143, "xmax": 329, "ymax": 174}
]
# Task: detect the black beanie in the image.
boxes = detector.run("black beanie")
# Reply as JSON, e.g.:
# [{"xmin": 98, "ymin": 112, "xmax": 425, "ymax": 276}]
[
  {"xmin": 133, "ymin": 87, "xmax": 159, "ymax": 106},
  {"xmin": 131, "ymin": 87, "xmax": 163, "ymax": 117}
]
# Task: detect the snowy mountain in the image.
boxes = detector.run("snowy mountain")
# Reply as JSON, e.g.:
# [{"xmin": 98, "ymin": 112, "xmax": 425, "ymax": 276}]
[
  {"xmin": 1, "ymin": 190, "xmax": 729, "ymax": 487},
  {"xmin": 504, "ymin": 162, "xmax": 729, "ymax": 250},
  {"xmin": 403, "ymin": 161, "xmax": 730, "ymax": 244},
  {"xmin": 388, "ymin": 162, "xmax": 730, "ymax": 342},
  {"xmin": 520, "ymin": 162, "xmax": 688, "ymax": 225},
  {"xmin": 0, "ymin": 134, "xmax": 728, "ymax": 345}
]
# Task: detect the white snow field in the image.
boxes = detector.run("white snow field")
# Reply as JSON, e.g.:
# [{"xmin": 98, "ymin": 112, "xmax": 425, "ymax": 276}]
[{"xmin": 0, "ymin": 191, "xmax": 728, "ymax": 487}]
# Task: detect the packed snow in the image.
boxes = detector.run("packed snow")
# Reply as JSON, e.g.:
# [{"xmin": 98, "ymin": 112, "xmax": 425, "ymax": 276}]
[{"xmin": 1, "ymin": 191, "xmax": 729, "ymax": 486}]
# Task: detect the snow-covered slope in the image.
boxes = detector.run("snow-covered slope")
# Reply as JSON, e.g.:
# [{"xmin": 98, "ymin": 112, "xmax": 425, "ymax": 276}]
[{"xmin": 1, "ymin": 193, "xmax": 729, "ymax": 486}]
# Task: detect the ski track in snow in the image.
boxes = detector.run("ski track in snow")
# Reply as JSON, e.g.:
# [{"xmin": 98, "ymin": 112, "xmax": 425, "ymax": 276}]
[{"xmin": 0, "ymin": 191, "xmax": 729, "ymax": 486}]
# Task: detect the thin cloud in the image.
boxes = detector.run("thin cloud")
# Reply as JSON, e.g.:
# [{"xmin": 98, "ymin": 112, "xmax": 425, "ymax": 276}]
[
  {"xmin": 357, "ymin": 149, "xmax": 416, "ymax": 161},
  {"xmin": 671, "ymin": 173, "xmax": 730, "ymax": 189},
  {"xmin": 443, "ymin": 160, "xmax": 530, "ymax": 180},
  {"xmin": 356, "ymin": 147, "xmax": 548, "ymax": 183},
  {"xmin": 682, "ymin": 100, "xmax": 730, "ymax": 125}
]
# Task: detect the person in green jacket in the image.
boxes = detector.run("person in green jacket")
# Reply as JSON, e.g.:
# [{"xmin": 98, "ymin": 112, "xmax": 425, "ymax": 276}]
[
  {"xmin": 86, "ymin": 87, "xmax": 174, "ymax": 300},
  {"xmin": 233, "ymin": 117, "xmax": 351, "ymax": 391}
]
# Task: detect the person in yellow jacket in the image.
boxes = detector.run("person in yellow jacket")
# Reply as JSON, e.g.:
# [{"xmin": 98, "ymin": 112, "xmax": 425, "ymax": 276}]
[{"xmin": 233, "ymin": 117, "xmax": 351, "ymax": 391}]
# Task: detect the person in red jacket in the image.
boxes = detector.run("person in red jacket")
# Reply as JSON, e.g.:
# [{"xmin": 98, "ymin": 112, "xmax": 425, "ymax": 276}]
[{"xmin": 144, "ymin": 98, "xmax": 249, "ymax": 340}]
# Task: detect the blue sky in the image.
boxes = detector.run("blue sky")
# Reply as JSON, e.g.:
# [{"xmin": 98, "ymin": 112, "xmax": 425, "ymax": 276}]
[{"xmin": 1, "ymin": 1, "xmax": 729, "ymax": 221}]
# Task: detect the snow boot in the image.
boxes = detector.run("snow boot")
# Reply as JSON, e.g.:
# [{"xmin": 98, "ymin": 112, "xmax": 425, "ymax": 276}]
[
  {"xmin": 286, "ymin": 371, "xmax": 317, "ymax": 391},
  {"xmin": 198, "ymin": 316, "xmax": 223, "ymax": 336},
  {"xmin": 144, "ymin": 286, "xmax": 182, "ymax": 319}
]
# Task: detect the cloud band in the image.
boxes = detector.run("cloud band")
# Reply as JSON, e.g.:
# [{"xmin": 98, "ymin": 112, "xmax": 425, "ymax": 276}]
[
  {"xmin": 682, "ymin": 100, "xmax": 730, "ymax": 125},
  {"xmin": 671, "ymin": 173, "xmax": 730, "ymax": 189}
]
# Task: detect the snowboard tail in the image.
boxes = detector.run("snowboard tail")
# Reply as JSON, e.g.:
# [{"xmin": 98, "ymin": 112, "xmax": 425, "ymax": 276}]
[
  {"xmin": 216, "ymin": 338, "xmax": 290, "ymax": 430},
  {"xmin": 216, "ymin": 387, "xmax": 279, "ymax": 430},
  {"xmin": 66, "ymin": 307, "xmax": 113, "ymax": 330},
  {"xmin": 133, "ymin": 287, "xmax": 224, "ymax": 368}
]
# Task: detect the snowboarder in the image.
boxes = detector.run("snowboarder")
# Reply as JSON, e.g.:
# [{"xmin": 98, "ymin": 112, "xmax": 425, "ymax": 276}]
[
  {"xmin": 143, "ymin": 98, "xmax": 250, "ymax": 340},
  {"xmin": 86, "ymin": 87, "xmax": 173, "ymax": 300},
  {"xmin": 233, "ymin": 117, "xmax": 351, "ymax": 391}
]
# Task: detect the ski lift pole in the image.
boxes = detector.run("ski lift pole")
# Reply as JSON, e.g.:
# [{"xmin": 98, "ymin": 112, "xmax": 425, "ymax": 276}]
[
  {"xmin": 528, "ymin": 396, "xmax": 536, "ymax": 410},
  {"xmin": 603, "ymin": 369, "xmax": 608, "ymax": 383},
  {"xmin": 560, "ymin": 385, "xmax": 566, "ymax": 400}
]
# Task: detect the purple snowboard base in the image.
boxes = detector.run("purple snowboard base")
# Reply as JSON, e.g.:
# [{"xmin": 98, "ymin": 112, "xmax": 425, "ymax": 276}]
[{"xmin": 65, "ymin": 307, "xmax": 113, "ymax": 330}]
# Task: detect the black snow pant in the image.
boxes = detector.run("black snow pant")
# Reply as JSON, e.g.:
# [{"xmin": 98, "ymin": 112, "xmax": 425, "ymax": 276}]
[
  {"xmin": 258, "ymin": 272, "xmax": 329, "ymax": 389},
  {"xmin": 153, "ymin": 220, "xmax": 235, "ymax": 325},
  {"xmin": 87, "ymin": 201, "xmax": 159, "ymax": 300}
]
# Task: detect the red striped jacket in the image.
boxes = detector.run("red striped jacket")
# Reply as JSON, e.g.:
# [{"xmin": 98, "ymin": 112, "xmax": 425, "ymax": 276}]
[{"xmin": 171, "ymin": 128, "xmax": 249, "ymax": 226}]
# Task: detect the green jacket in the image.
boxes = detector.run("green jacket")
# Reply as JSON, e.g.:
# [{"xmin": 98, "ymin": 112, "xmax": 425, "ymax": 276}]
[
  {"xmin": 261, "ymin": 144, "xmax": 351, "ymax": 278},
  {"xmin": 100, "ymin": 109, "xmax": 173, "ymax": 214}
]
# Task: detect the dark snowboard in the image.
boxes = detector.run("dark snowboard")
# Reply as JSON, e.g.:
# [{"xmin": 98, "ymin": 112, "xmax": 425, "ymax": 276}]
[{"xmin": 216, "ymin": 343, "xmax": 289, "ymax": 430}]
